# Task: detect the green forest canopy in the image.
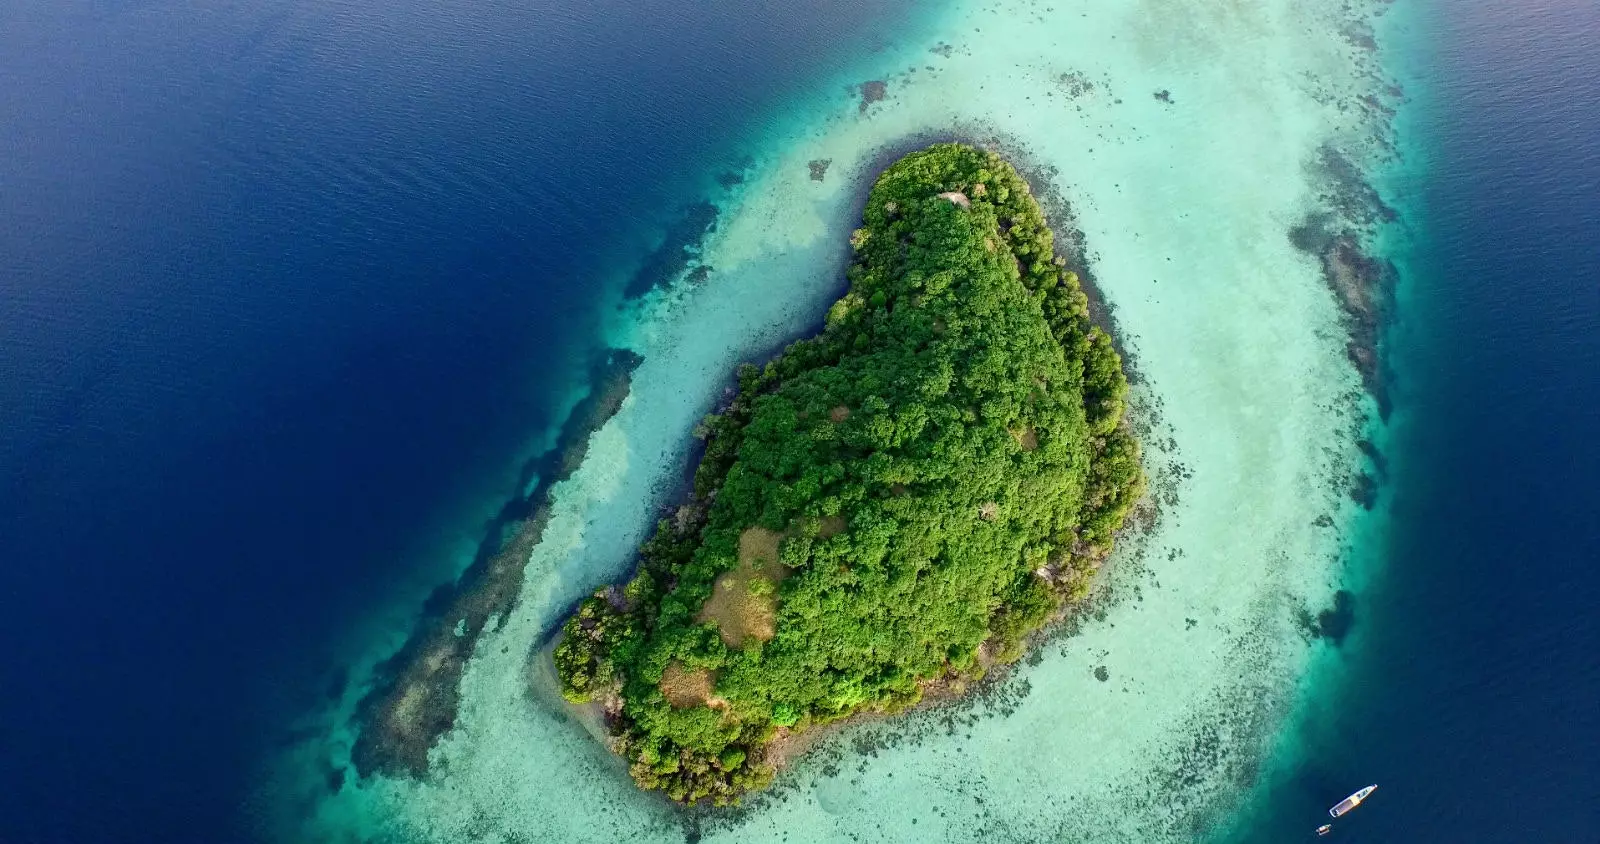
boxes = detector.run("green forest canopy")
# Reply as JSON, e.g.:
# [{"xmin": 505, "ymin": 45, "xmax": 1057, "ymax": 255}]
[{"xmin": 553, "ymin": 143, "xmax": 1143, "ymax": 804}]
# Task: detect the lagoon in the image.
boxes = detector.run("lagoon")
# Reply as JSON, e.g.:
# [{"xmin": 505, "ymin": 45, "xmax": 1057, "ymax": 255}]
[
  {"xmin": 262, "ymin": 0, "xmax": 1400, "ymax": 840},
  {"xmin": 7, "ymin": 0, "xmax": 1597, "ymax": 841}
]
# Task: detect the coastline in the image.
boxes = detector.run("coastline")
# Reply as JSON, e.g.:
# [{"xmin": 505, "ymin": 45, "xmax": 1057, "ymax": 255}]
[
  {"xmin": 272, "ymin": 0, "xmax": 1404, "ymax": 838},
  {"xmin": 548, "ymin": 143, "xmax": 1146, "ymax": 804}
]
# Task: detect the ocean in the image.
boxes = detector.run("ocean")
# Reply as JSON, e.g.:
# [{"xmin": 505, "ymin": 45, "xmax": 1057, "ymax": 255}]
[
  {"xmin": 0, "ymin": 0, "xmax": 1594, "ymax": 842},
  {"xmin": 1395, "ymin": 2, "xmax": 1600, "ymax": 831},
  {"xmin": 0, "ymin": 1, "xmax": 926, "ymax": 840},
  {"xmin": 1227, "ymin": 3, "xmax": 1600, "ymax": 841}
]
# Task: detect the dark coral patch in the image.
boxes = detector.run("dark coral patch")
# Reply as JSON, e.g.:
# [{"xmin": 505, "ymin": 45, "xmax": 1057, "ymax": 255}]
[
  {"xmin": 1316, "ymin": 590, "xmax": 1356, "ymax": 645},
  {"xmin": 624, "ymin": 202, "xmax": 720, "ymax": 299},
  {"xmin": 858, "ymin": 79, "xmax": 887, "ymax": 113}
]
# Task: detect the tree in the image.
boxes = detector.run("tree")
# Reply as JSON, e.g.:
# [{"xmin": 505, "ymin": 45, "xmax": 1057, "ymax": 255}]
[{"xmin": 553, "ymin": 143, "xmax": 1142, "ymax": 803}]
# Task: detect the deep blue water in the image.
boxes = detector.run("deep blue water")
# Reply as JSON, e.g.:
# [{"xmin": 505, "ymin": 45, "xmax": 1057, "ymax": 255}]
[
  {"xmin": 0, "ymin": 1, "xmax": 918, "ymax": 840},
  {"xmin": 3, "ymin": 0, "xmax": 1597, "ymax": 842},
  {"xmin": 1351, "ymin": 2, "xmax": 1600, "ymax": 838},
  {"xmin": 1235, "ymin": 2, "xmax": 1600, "ymax": 841}
]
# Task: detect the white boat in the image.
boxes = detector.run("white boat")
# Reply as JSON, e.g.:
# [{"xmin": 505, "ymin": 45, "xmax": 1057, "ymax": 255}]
[
  {"xmin": 1315, "ymin": 823, "xmax": 1334, "ymax": 836},
  {"xmin": 1329, "ymin": 784, "xmax": 1377, "ymax": 818}
]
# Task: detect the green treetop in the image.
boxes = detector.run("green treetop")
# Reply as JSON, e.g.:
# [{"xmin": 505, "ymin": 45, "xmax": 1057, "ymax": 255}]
[{"xmin": 553, "ymin": 143, "xmax": 1143, "ymax": 804}]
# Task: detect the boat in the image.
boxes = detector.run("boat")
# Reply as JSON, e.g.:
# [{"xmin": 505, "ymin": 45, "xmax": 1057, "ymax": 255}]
[
  {"xmin": 1316, "ymin": 823, "xmax": 1333, "ymax": 836},
  {"xmin": 1329, "ymin": 784, "xmax": 1378, "ymax": 818}
]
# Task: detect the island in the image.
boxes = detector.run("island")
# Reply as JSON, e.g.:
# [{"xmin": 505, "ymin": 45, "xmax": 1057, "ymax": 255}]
[{"xmin": 552, "ymin": 143, "xmax": 1143, "ymax": 805}]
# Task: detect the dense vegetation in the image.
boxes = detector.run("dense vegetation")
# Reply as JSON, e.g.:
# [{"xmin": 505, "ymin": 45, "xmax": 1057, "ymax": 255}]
[{"xmin": 552, "ymin": 144, "xmax": 1142, "ymax": 804}]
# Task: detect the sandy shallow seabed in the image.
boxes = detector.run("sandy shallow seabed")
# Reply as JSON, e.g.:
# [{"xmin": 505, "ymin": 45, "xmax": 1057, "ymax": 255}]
[{"xmin": 269, "ymin": 0, "xmax": 1398, "ymax": 840}]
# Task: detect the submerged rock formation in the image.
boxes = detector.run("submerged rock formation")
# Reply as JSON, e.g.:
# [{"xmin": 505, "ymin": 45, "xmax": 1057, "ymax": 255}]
[{"xmin": 551, "ymin": 144, "xmax": 1143, "ymax": 804}]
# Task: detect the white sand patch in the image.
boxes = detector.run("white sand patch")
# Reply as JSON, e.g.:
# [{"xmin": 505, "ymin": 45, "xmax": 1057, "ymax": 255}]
[{"xmin": 271, "ymin": 0, "xmax": 1399, "ymax": 840}]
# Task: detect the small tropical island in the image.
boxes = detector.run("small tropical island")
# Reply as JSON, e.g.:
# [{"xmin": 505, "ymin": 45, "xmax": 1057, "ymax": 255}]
[{"xmin": 553, "ymin": 143, "xmax": 1143, "ymax": 805}]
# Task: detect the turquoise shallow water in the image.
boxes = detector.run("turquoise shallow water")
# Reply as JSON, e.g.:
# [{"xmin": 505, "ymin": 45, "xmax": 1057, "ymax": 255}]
[
  {"xmin": 0, "ymin": 0, "xmax": 931, "ymax": 839},
  {"xmin": 7, "ymin": 0, "xmax": 1592, "ymax": 837},
  {"xmin": 33, "ymin": 0, "xmax": 1600, "ymax": 836},
  {"xmin": 1215, "ymin": 1, "xmax": 1600, "ymax": 840},
  {"xmin": 256, "ymin": 0, "xmax": 1415, "ymax": 841}
]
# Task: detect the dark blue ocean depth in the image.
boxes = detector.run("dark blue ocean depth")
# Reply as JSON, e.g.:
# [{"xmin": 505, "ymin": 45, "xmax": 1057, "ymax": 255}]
[
  {"xmin": 1349, "ymin": 2, "xmax": 1600, "ymax": 837},
  {"xmin": 0, "ymin": 1, "xmax": 919, "ymax": 840},
  {"xmin": 1232, "ymin": 2, "xmax": 1600, "ymax": 842},
  {"xmin": 3, "ymin": 0, "xmax": 1597, "ymax": 842}
]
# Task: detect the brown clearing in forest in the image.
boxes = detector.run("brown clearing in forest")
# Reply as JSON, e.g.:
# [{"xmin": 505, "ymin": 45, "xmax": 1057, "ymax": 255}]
[
  {"xmin": 660, "ymin": 661, "xmax": 720, "ymax": 709},
  {"xmin": 697, "ymin": 527, "xmax": 791, "ymax": 647},
  {"xmin": 1010, "ymin": 425, "xmax": 1039, "ymax": 451}
]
